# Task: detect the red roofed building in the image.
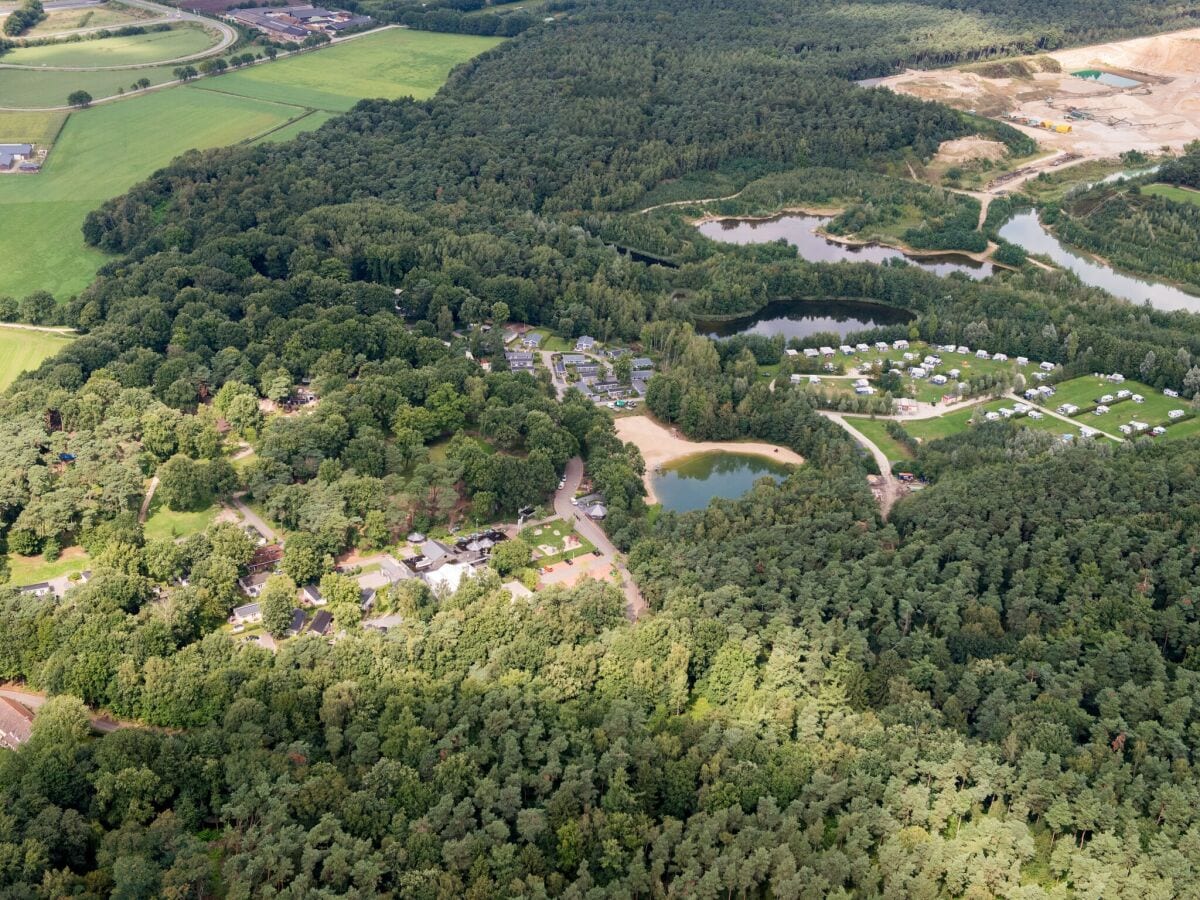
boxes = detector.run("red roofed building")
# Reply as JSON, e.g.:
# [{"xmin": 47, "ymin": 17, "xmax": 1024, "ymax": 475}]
[{"xmin": 0, "ymin": 697, "xmax": 34, "ymax": 750}]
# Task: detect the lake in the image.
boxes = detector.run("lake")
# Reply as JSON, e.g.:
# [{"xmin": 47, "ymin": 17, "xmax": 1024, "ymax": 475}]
[
  {"xmin": 696, "ymin": 297, "xmax": 913, "ymax": 339},
  {"xmin": 652, "ymin": 452, "xmax": 793, "ymax": 513},
  {"xmin": 698, "ymin": 214, "xmax": 994, "ymax": 279},
  {"xmin": 997, "ymin": 209, "xmax": 1200, "ymax": 313}
]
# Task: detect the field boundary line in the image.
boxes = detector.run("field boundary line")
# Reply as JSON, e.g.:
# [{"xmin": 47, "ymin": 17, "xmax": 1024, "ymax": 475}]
[
  {"xmin": 236, "ymin": 107, "xmax": 320, "ymax": 144},
  {"xmin": 186, "ymin": 83, "xmax": 340, "ymax": 113}
]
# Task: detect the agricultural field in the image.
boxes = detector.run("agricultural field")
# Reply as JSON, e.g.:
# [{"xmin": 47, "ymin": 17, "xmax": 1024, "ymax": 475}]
[
  {"xmin": 0, "ymin": 26, "xmax": 504, "ymax": 301},
  {"xmin": 0, "ymin": 327, "xmax": 76, "ymax": 389},
  {"xmin": 197, "ymin": 28, "xmax": 503, "ymax": 112},
  {"xmin": 0, "ymin": 109, "xmax": 67, "ymax": 146},
  {"xmin": 1143, "ymin": 183, "xmax": 1200, "ymax": 206},
  {"xmin": 0, "ymin": 88, "xmax": 304, "ymax": 299},
  {"xmin": 18, "ymin": 1, "xmax": 152, "ymax": 37},
  {"xmin": 252, "ymin": 109, "xmax": 337, "ymax": 144},
  {"xmin": 3, "ymin": 24, "xmax": 217, "ymax": 67},
  {"xmin": 0, "ymin": 62, "xmax": 182, "ymax": 109}
]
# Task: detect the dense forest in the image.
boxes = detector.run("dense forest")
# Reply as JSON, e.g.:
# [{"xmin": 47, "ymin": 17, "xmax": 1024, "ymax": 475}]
[{"xmin": 4, "ymin": 0, "xmax": 1200, "ymax": 894}]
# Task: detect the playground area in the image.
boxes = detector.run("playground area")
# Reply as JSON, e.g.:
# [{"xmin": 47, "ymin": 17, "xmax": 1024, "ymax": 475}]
[{"xmin": 876, "ymin": 27, "xmax": 1200, "ymax": 157}]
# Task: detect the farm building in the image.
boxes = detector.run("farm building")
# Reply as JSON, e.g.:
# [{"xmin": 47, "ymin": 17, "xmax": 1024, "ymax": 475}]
[{"xmin": 226, "ymin": 5, "xmax": 372, "ymax": 41}]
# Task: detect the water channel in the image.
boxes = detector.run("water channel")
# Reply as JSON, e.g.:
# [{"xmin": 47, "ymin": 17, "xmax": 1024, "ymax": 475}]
[{"xmin": 697, "ymin": 214, "xmax": 994, "ymax": 279}]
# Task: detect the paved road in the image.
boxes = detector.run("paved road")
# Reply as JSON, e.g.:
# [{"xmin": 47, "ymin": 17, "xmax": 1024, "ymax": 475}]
[
  {"xmin": 554, "ymin": 456, "xmax": 646, "ymax": 620},
  {"xmin": 819, "ymin": 411, "xmax": 903, "ymax": 519},
  {"xmin": 0, "ymin": 685, "xmax": 128, "ymax": 734},
  {"xmin": 540, "ymin": 350, "xmax": 567, "ymax": 400},
  {"xmin": 230, "ymin": 494, "xmax": 278, "ymax": 542}
]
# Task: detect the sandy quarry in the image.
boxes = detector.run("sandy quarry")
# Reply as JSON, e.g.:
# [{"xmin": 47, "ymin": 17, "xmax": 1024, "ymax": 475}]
[
  {"xmin": 877, "ymin": 27, "xmax": 1200, "ymax": 157},
  {"xmin": 614, "ymin": 414, "xmax": 804, "ymax": 503}
]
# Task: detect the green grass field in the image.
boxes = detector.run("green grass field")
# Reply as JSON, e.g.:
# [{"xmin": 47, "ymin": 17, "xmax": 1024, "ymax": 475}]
[
  {"xmin": 0, "ymin": 327, "xmax": 76, "ymax": 389},
  {"xmin": 4, "ymin": 24, "xmax": 217, "ymax": 67},
  {"xmin": 0, "ymin": 89, "xmax": 304, "ymax": 299},
  {"xmin": 0, "ymin": 63, "xmax": 183, "ymax": 108},
  {"xmin": 193, "ymin": 28, "xmax": 503, "ymax": 112},
  {"xmin": 1047, "ymin": 375, "xmax": 1189, "ymax": 434},
  {"xmin": 251, "ymin": 109, "xmax": 337, "ymax": 144},
  {"xmin": 844, "ymin": 416, "xmax": 913, "ymax": 463},
  {"xmin": 1143, "ymin": 183, "xmax": 1200, "ymax": 207},
  {"xmin": 0, "ymin": 109, "xmax": 68, "ymax": 145},
  {"xmin": 6, "ymin": 546, "xmax": 90, "ymax": 586},
  {"xmin": 142, "ymin": 498, "xmax": 218, "ymax": 542},
  {"xmin": 0, "ymin": 28, "xmax": 504, "ymax": 301},
  {"xmin": 903, "ymin": 399, "xmax": 1096, "ymax": 444},
  {"xmin": 20, "ymin": 1, "xmax": 150, "ymax": 38}
]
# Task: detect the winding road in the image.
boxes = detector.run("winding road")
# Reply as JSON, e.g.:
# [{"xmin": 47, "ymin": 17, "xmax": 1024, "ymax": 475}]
[
  {"xmin": 818, "ymin": 412, "xmax": 903, "ymax": 519},
  {"xmin": 555, "ymin": 456, "xmax": 646, "ymax": 620}
]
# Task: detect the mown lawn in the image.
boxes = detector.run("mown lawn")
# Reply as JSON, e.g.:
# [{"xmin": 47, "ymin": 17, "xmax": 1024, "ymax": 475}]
[
  {"xmin": 192, "ymin": 29, "xmax": 503, "ymax": 112},
  {"xmin": 4, "ymin": 25, "xmax": 217, "ymax": 67},
  {"xmin": 844, "ymin": 416, "xmax": 913, "ymax": 463},
  {"xmin": 0, "ymin": 327, "xmax": 76, "ymax": 389},
  {"xmin": 142, "ymin": 499, "xmax": 219, "ymax": 542},
  {"xmin": 21, "ymin": 1, "xmax": 150, "ymax": 37},
  {"xmin": 7, "ymin": 546, "xmax": 90, "ymax": 586}
]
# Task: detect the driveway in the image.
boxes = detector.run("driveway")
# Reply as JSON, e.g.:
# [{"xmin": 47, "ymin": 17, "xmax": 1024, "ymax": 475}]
[
  {"xmin": 554, "ymin": 456, "xmax": 646, "ymax": 619},
  {"xmin": 229, "ymin": 495, "xmax": 278, "ymax": 543}
]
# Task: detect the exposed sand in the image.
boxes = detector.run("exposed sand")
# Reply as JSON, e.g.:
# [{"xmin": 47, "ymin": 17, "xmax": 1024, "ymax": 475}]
[
  {"xmin": 876, "ymin": 27, "xmax": 1200, "ymax": 158},
  {"xmin": 934, "ymin": 136, "xmax": 1008, "ymax": 164},
  {"xmin": 615, "ymin": 415, "xmax": 804, "ymax": 503}
]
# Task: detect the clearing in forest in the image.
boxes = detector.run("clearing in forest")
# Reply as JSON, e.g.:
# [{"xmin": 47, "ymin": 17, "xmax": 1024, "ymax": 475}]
[{"xmin": 875, "ymin": 26, "xmax": 1200, "ymax": 158}]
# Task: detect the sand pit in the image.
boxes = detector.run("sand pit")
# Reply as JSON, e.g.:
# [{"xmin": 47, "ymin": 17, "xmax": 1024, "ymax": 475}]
[
  {"xmin": 615, "ymin": 415, "xmax": 804, "ymax": 502},
  {"xmin": 934, "ymin": 136, "xmax": 1008, "ymax": 165},
  {"xmin": 876, "ymin": 27, "xmax": 1200, "ymax": 158}
]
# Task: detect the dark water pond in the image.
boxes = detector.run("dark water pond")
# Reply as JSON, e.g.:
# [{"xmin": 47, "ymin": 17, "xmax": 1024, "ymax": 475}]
[
  {"xmin": 698, "ymin": 214, "xmax": 994, "ymax": 279},
  {"xmin": 697, "ymin": 297, "xmax": 913, "ymax": 340},
  {"xmin": 653, "ymin": 452, "xmax": 794, "ymax": 513}
]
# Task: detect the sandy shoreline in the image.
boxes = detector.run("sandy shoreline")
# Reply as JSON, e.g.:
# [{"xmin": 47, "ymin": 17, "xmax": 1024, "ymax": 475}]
[
  {"xmin": 690, "ymin": 205, "xmax": 843, "ymax": 226},
  {"xmin": 615, "ymin": 415, "xmax": 804, "ymax": 503}
]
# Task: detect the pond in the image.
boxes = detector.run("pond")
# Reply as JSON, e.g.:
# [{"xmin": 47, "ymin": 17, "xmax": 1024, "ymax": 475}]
[
  {"xmin": 997, "ymin": 209, "xmax": 1200, "ymax": 313},
  {"xmin": 696, "ymin": 297, "xmax": 913, "ymax": 340},
  {"xmin": 698, "ymin": 214, "xmax": 994, "ymax": 279},
  {"xmin": 652, "ymin": 452, "xmax": 794, "ymax": 513},
  {"xmin": 1072, "ymin": 69, "xmax": 1143, "ymax": 89}
]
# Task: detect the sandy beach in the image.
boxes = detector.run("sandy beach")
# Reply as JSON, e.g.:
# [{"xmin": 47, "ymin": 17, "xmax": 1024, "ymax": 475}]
[{"xmin": 614, "ymin": 415, "xmax": 804, "ymax": 503}]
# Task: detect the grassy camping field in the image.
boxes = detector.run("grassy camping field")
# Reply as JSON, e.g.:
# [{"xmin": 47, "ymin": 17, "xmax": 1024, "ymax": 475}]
[
  {"xmin": 844, "ymin": 416, "xmax": 913, "ymax": 463},
  {"xmin": 0, "ymin": 327, "xmax": 76, "ymax": 389},
  {"xmin": 3, "ymin": 25, "xmax": 218, "ymax": 67},
  {"xmin": 0, "ymin": 28, "xmax": 504, "ymax": 301},
  {"xmin": 196, "ymin": 28, "xmax": 503, "ymax": 112}
]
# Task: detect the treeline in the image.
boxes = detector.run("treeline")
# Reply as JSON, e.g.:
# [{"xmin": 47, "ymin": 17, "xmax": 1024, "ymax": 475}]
[{"xmin": 2, "ymin": 0, "xmax": 43, "ymax": 37}]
